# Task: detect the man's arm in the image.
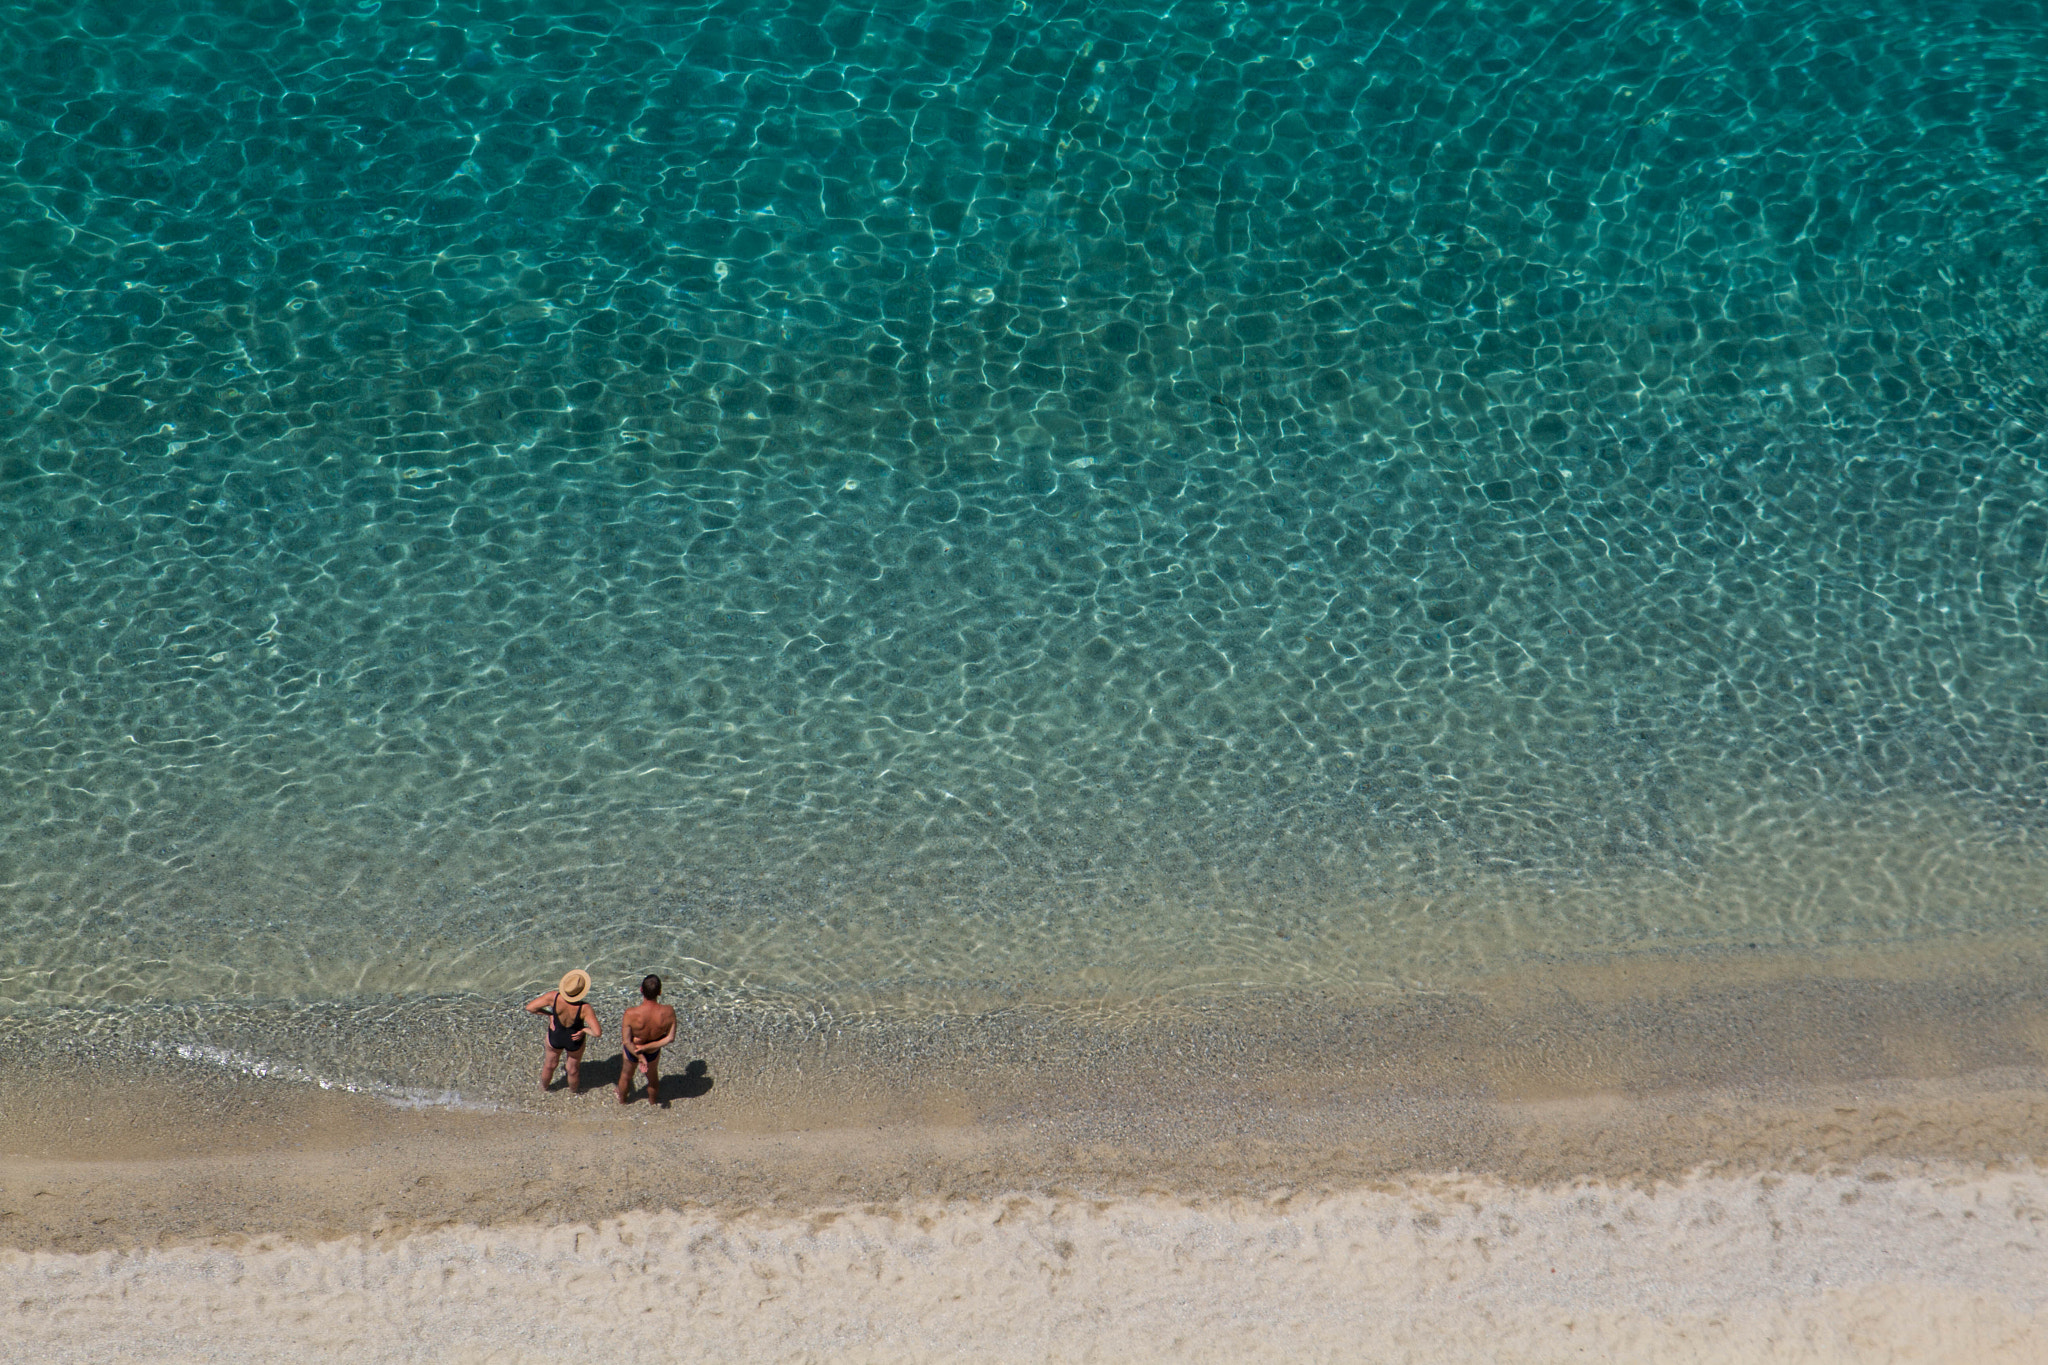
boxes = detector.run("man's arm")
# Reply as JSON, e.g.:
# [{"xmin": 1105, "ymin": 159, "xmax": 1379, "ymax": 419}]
[{"xmin": 643, "ymin": 1008, "xmax": 678, "ymax": 1052}]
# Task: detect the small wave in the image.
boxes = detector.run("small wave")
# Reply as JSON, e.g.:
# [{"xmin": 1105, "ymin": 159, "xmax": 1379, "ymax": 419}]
[{"xmin": 146, "ymin": 1042, "xmax": 498, "ymax": 1112}]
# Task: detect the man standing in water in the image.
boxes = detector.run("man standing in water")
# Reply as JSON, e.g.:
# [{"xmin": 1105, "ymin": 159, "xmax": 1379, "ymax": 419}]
[
  {"xmin": 618, "ymin": 973, "xmax": 678, "ymax": 1104},
  {"xmin": 527, "ymin": 969, "xmax": 601, "ymax": 1093}
]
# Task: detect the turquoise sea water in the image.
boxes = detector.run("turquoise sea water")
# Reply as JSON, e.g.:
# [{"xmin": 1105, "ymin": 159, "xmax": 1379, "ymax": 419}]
[{"xmin": 4, "ymin": 0, "xmax": 2047, "ymax": 1060}]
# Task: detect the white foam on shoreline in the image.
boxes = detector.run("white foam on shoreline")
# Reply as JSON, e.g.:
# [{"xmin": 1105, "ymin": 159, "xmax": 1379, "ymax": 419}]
[
  {"xmin": 146, "ymin": 1041, "xmax": 497, "ymax": 1112},
  {"xmin": 8, "ymin": 1166, "xmax": 2043, "ymax": 1363}
]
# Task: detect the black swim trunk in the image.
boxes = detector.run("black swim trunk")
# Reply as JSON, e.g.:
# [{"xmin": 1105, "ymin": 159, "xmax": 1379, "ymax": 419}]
[{"xmin": 623, "ymin": 1042, "xmax": 660, "ymax": 1064}]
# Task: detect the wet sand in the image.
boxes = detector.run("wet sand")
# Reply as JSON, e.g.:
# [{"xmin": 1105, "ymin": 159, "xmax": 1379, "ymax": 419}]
[{"xmin": 5, "ymin": 943, "xmax": 2047, "ymax": 1360}]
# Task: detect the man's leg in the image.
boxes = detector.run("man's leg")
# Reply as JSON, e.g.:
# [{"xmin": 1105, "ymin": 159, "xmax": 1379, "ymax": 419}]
[
  {"xmin": 617, "ymin": 1047, "xmax": 638, "ymax": 1103},
  {"xmin": 564, "ymin": 1045, "xmax": 585, "ymax": 1093},
  {"xmin": 644, "ymin": 1052, "xmax": 662, "ymax": 1104},
  {"xmin": 540, "ymin": 1045, "xmax": 561, "ymax": 1092}
]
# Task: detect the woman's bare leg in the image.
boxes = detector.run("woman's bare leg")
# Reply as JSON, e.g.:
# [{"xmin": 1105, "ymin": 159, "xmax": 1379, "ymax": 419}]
[
  {"xmin": 565, "ymin": 1046, "xmax": 585, "ymax": 1093},
  {"xmin": 540, "ymin": 1045, "xmax": 562, "ymax": 1092}
]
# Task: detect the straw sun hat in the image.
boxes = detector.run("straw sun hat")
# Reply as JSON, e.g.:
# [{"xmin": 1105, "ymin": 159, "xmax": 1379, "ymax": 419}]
[{"xmin": 558, "ymin": 969, "xmax": 592, "ymax": 1003}]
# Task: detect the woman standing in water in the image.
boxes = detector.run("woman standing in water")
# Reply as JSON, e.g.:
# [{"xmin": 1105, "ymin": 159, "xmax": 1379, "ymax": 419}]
[{"xmin": 526, "ymin": 969, "xmax": 601, "ymax": 1092}]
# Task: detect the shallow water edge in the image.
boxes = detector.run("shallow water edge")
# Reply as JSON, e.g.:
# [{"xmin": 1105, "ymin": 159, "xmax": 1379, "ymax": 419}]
[
  {"xmin": 6, "ymin": 934, "xmax": 2046, "ymax": 1252},
  {"xmin": 13, "ymin": 929, "xmax": 2045, "ymax": 1115}
]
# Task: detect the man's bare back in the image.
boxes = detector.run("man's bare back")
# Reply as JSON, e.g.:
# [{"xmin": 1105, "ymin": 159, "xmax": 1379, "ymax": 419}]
[{"xmin": 618, "ymin": 973, "xmax": 678, "ymax": 1104}]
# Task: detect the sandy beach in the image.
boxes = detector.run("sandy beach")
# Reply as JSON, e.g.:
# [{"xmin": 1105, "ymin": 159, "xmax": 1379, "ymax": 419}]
[
  {"xmin": 6, "ymin": 945, "xmax": 2047, "ymax": 1361},
  {"xmin": 9, "ymin": 1161, "xmax": 2045, "ymax": 1363}
]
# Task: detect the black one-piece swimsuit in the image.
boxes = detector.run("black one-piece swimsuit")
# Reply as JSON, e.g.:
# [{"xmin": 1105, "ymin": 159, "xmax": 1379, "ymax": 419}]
[{"xmin": 546, "ymin": 993, "xmax": 588, "ymax": 1051}]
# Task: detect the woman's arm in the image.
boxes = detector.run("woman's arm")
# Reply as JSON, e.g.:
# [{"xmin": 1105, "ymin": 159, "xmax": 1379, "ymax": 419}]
[
  {"xmin": 579, "ymin": 1005, "xmax": 602, "ymax": 1040},
  {"xmin": 524, "ymin": 992, "xmax": 556, "ymax": 1014}
]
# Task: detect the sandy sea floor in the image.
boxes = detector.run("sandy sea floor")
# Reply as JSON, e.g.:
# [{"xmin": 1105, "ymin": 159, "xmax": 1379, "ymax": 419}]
[{"xmin": 6, "ymin": 942, "xmax": 2048, "ymax": 1362}]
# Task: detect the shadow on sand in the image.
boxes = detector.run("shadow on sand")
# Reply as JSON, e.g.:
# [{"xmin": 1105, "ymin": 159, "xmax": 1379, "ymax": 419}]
[{"xmin": 551, "ymin": 1055, "xmax": 713, "ymax": 1107}]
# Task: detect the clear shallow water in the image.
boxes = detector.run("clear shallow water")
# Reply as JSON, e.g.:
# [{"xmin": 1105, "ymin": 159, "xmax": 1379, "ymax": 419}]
[{"xmin": 4, "ymin": 0, "xmax": 2048, "ymax": 1034}]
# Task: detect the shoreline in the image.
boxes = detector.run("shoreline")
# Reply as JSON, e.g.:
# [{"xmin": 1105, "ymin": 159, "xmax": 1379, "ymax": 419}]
[
  {"xmin": 7, "ymin": 1067, "xmax": 2048, "ymax": 1249},
  {"xmin": 5, "ymin": 938, "xmax": 2046, "ymax": 1252},
  {"xmin": 6, "ymin": 943, "xmax": 2047, "ymax": 1360}
]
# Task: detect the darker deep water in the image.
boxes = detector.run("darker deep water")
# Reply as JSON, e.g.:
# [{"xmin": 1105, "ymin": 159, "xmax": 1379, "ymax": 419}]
[{"xmin": 3, "ymin": 0, "xmax": 2048, "ymax": 1027}]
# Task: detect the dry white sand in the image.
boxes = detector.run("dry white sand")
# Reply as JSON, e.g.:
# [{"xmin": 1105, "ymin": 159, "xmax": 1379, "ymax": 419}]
[{"xmin": 8, "ymin": 1164, "xmax": 2044, "ymax": 1364}]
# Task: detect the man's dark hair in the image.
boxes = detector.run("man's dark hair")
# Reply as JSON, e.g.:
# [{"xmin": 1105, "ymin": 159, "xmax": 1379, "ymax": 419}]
[{"xmin": 641, "ymin": 974, "xmax": 662, "ymax": 1000}]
